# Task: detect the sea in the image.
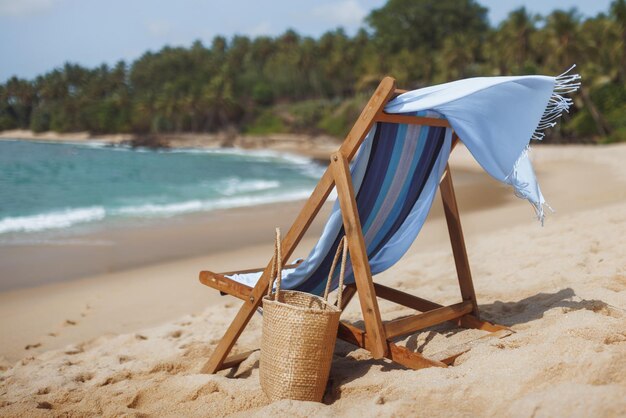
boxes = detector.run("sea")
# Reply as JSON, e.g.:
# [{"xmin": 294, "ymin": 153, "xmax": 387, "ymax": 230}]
[{"xmin": 0, "ymin": 139, "xmax": 324, "ymax": 237}]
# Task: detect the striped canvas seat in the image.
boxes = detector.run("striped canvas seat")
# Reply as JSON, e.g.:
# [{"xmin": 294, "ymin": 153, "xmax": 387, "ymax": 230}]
[{"xmin": 229, "ymin": 110, "xmax": 453, "ymax": 294}]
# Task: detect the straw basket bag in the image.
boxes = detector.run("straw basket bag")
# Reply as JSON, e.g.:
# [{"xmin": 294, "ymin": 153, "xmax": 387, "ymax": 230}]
[{"xmin": 260, "ymin": 228, "xmax": 348, "ymax": 402}]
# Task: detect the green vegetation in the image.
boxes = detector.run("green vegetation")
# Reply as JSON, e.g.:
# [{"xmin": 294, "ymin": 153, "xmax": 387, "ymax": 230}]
[
  {"xmin": 244, "ymin": 111, "xmax": 286, "ymax": 135},
  {"xmin": 1, "ymin": 0, "xmax": 625, "ymax": 143}
]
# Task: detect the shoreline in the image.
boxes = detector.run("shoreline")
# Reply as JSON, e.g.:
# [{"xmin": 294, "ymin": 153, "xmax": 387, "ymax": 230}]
[
  {"xmin": 0, "ymin": 129, "xmax": 342, "ymax": 162},
  {"xmin": 0, "ymin": 199, "xmax": 333, "ymax": 292}
]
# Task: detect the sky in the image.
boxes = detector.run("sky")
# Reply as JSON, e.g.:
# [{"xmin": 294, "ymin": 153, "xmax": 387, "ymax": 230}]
[{"xmin": 0, "ymin": 0, "xmax": 615, "ymax": 82}]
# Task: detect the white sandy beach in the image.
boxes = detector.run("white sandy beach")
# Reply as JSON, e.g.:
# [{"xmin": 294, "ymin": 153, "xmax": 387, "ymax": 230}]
[{"xmin": 1, "ymin": 144, "xmax": 625, "ymax": 417}]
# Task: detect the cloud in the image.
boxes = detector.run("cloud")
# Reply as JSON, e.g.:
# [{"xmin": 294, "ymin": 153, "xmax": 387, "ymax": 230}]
[
  {"xmin": 0, "ymin": 0, "xmax": 59, "ymax": 17},
  {"xmin": 311, "ymin": 0, "xmax": 367, "ymax": 27}
]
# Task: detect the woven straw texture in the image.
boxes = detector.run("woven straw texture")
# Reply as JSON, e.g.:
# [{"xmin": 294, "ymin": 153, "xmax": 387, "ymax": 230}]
[
  {"xmin": 259, "ymin": 229, "xmax": 347, "ymax": 402},
  {"xmin": 260, "ymin": 292, "xmax": 341, "ymax": 402}
]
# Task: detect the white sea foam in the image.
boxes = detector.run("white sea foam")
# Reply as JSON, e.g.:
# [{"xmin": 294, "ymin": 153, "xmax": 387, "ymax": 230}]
[
  {"xmin": 206, "ymin": 190, "xmax": 313, "ymax": 210},
  {"xmin": 113, "ymin": 190, "xmax": 313, "ymax": 218},
  {"xmin": 0, "ymin": 189, "xmax": 320, "ymax": 235},
  {"xmin": 168, "ymin": 147, "xmax": 315, "ymax": 165},
  {"xmin": 221, "ymin": 179, "xmax": 280, "ymax": 196},
  {"xmin": 0, "ymin": 207, "xmax": 106, "ymax": 234},
  {"xmin": 71, "ymin": 141, "xmax": 109, "ymax": 149},
  {"xmin": 114, "ymin": 200, "xmax": 205, "ymax": 216}
]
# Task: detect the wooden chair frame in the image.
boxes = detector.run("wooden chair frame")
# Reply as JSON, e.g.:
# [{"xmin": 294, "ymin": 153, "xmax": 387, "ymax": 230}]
[{"xmin": 198, "ymin": 77, "xmax": 510, "ymax": 374}]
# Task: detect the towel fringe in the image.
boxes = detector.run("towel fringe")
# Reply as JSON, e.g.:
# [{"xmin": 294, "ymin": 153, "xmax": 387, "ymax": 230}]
[
  {"xmin": 531, "ymin": 65, "xmax": 581, "ymax": 141},
  {"xmin": 508, "ymin": 66, "xmax": 580, "ymax": 224}
]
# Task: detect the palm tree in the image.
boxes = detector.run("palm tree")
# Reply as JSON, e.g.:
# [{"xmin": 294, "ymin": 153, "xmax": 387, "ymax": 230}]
[
  {"xmin": 437, "ymin": 33, "xmax": 480, "ymax": 81},
  {"xmin": 610, "ymin": 0, "xmax": 626, "ymax": 82},
  {"xmin": 492, "ymin": 7, "xmax": 539, "ymax": 74},
  {"xmin": 543, "ymin": 8, "xmax": 583, "ymax": 72}
]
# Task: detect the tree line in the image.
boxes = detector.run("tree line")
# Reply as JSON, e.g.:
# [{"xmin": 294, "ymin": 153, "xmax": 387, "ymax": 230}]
[{"xmin": 1, "ymin": 0, "xmax": 625, "ymax": 143}]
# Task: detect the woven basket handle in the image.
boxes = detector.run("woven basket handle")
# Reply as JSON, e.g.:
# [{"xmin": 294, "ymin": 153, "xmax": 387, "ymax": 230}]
[
  {"xmin": 323, "ymin": 236, "xmax": 348, "ymax": 308},
  {"xmin": 267, "ymin": 227, "xmax": 283, "ymax": 300}
]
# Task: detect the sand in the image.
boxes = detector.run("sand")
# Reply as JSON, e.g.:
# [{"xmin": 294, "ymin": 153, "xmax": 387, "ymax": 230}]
[{"xmin": 1, "ymin": 144, "xmax": 625, "ymax": 417}]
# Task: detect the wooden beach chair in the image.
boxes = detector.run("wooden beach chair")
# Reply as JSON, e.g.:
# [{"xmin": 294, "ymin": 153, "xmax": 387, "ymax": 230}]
[{"xmin": 198, "ymin": 77, "xmax": 510, "ymax": 374}]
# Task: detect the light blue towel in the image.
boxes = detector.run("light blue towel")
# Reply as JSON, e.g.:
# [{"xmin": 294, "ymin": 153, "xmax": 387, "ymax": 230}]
[{"xmin": 386, "ymin": 66, "xmax": 581, "ymax": 222}]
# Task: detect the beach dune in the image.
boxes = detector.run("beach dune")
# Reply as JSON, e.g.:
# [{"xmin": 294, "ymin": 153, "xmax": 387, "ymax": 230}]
[{"xmin": 1, "ymin": 144, "xmax": 625, "ymax": 417}]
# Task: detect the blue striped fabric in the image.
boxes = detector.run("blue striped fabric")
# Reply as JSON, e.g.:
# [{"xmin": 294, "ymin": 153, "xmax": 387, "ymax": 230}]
[
  {"xmin": 299, "ymin": 113, "xmax": 449, "ymax": 295},
  {"xmin": 228, "ymin": 111, "xmax": 452, "ymax": 295}
]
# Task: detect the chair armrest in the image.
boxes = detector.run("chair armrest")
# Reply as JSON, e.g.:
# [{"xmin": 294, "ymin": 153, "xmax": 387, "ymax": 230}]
[
  {"xmin": 219, "ymin": 259, "xmax": 304, "ymax": 276},
  {"xmin": 199, "ymin": 271, "xmax": 253, "ymax": 300}
]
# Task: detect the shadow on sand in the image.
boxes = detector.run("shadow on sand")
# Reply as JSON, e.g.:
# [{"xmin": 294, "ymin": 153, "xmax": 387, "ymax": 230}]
[
  {"xmin": 323, "ymin": 287, "xmax": 620, "ymax": 403},
  {"xmin": 220, "ymin": 287, "xmax": 619, "ymax": 403}
]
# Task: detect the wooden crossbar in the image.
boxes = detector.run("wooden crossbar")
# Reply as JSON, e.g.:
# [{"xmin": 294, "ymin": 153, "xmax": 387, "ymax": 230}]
[
  {"xmin": 375, "ymin": 113, "xmax": 451, "ymax": 127},
  {"xmin": 372, "ymin": 282, "xmax": 507, "ymax": 333},
  {"xmin": 383, "ymin": 301, "xmax": 474, "ymax": 339},
  {"xmin": 373, "ymin": 282, "xmax": 441, "ymax": 312}
]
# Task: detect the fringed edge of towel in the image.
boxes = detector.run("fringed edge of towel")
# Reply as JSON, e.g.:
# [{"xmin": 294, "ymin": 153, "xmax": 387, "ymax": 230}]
[
  {"xmin": 531, "ymin": 65, "xmax": 582, "ymax": 141},
  {"xmin": 507, "ymin": 65, "xmax": 581, "ymax": 225}
]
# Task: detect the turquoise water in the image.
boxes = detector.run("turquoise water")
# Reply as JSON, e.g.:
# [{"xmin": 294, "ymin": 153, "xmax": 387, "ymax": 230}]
[{"xmin": 0, "ymin": 139, "xmax": 323, "ymax": 235}]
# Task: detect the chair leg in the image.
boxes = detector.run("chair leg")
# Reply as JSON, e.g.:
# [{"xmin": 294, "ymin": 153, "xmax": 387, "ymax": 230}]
[
  {"xmin": 200, "ymin": 274, "xmax": 269, "ymax": 373},
  {"xmin": 440, "ymin": 164, "xmax": 480, "ymax": 318},
  {"xmin": 331, "ymin": 152, "xmax": 388, "ymax": 359}
]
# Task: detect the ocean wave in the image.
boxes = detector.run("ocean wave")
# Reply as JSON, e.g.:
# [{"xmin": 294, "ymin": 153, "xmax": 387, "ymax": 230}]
[
  {"xmin": 113, "ymin": 190, "xmax": 312, "ymax": 218},
  {"xmin": 0, "ymin": 207, "xmax": 106, "ymax": 234},
  {"xmin": 0, "ymin": 190, "xmax": 315, "ymax": 234},
  {"xmin": 114, "ymin": 200, "xmax": 205, "ymax": 216},
  {"xmin": 221, "ymin": 178, "xmax": 280, "ymax": 196},
  {"xmin": 118, "ymin": 146, "xmax": 325, "ymax": 179},
  {"xmin": 2, "ymin": 138, "xmax": 111, "ymax": 148},
  {"xmin": 167, "ymin": 146, "xmax": 315, "ymax": 165},
  {"xmin": 71, "ymin": 141, "xmax": 110, "ymax": 148},
  {"xmin": 207, "ymin": 190, "xmax": 313, "ymax": 211}
]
